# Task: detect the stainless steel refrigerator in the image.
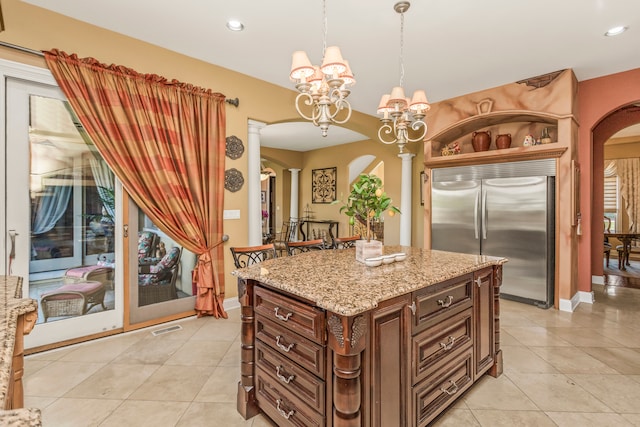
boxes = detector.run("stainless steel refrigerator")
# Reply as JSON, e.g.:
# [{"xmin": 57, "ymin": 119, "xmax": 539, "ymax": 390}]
[{"xmin": 431, "ymin": 159, "xmax": 555, "ymax": 308}]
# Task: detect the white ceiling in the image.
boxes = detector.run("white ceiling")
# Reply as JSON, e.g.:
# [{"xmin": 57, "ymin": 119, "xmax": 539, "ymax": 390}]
[{"xmin": 24, "ymin": 0, "xmax": 640, "ymax": 151}]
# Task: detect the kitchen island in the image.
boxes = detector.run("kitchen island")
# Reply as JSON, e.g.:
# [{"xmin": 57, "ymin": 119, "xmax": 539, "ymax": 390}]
[
  {"xmin": 233, "ymin": 246, "xmax": 506, "ymax": 426},
  {"xmin": 1, "ymin": 276, "xmax": 40, "ymax": 425}
]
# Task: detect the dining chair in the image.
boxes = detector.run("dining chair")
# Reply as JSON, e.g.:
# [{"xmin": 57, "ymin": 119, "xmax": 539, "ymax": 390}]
[
  {"xmin": 273, "ymin": 220, "xmax": 298, "ymax": 256},
  {"xmin": 333, "ymin": 235, "xmax": 361, "ymax": 249},
  {"xmin": 604, "ymin": 217, "xmax": 612, "ymax": 267},
  {"xmin": 230, "ymin": 243, "xmax": 277, "ymax": 268},
  {"xmin": 286, "ymin": 238, "xmax": 326, "ymax": 256}
]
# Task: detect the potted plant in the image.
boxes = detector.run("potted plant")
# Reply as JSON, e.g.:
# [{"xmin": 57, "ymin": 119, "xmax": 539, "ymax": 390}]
[{"xmin": 335, "ymin": 174, "xmax": 400, "ymax": 262}]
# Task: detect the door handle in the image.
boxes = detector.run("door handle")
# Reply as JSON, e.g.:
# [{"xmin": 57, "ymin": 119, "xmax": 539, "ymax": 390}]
[
  {"xmin": 474, "ymin": 192, "xmax": 479, "ymax": 240},
  {"xmin": 482, "ymin": 189, "xmax": 488, "ymax": 240}
]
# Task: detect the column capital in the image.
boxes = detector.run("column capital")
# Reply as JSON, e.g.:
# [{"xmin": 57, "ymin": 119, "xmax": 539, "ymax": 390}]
[
  {"xmin": 398, "ymin": 152, "xmax": 416, "ymax": 161},
  {"xmin": 247, "ymin": 120, "xmax": 266, "ymax": 134},
  {"xmin": 288, "ymin": 168, "xmax": 301, "ymax": 174}
]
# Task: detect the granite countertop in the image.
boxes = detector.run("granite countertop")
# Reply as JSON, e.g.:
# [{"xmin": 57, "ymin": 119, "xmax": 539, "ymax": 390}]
[
  {"xmin": 232, "ymin": 246, "xmax": 506, "ymax": 316},
  {"xmin": 1, "ymin": 276, "xmax": 41, "ymax": 425}
]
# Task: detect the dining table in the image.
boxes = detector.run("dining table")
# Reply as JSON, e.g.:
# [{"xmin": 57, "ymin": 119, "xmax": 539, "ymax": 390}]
[{"xmin": 605, "ymin": 232, "xmax": 640, "ymax": 270}]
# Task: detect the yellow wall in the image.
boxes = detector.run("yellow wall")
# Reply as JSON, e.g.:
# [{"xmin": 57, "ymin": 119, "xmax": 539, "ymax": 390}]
[{"xmin": 0, "ymin": 0, "xmax": 426, "ymax": 301}]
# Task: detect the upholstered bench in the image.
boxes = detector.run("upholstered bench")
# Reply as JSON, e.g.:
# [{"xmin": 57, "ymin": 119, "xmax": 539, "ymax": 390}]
[
  {"xmin": 40, "ymin": 280, "xmax": 106, "ymax": 322},
  {"xmin": 64, "ymin": 265, "xmax": 114, "ymax": 289}
]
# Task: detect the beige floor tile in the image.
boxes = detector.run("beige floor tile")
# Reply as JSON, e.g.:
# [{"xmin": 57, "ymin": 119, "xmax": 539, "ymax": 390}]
[
  {"xmin": 40, "ymin": 397, "xmax": 122, "ymax": 427},
  {"xmin": 471, "ymin": 409, "xmax": 557, "ymax": 426},
  {"xmin": 64, "ymin": 363, "xmax": 160, "ymax": 399},
  {"xmin": 621, "ymin": 413, "xmax": 640, "ymax": 426},
  {"xmin": 24, "ymin": 361, "xmax": 105, "ymax": 397},
  {"xmin": 177, "ymin": 402, "xmax": 253, "ymax": 426},
  {"xmin": 194, "ymin": 365, "xmax": 241, "ymax": 403},
  {"xmin": 431, "ymin": 408, "xmax": 480, "ymax": 426},
  {"xmin": 529, "ymin": 346, "xmax": 619, "ymax": 374},
  {"xmin": 23, "ymin": 359, "xmax": 52, "ymax": 376},
  {"xmin": 507, "ymin": 372, "xmax": 614, "ymax": 412},
  {"xmin": 58, "ymin": 332, "xmax": 144, "ymax": 363},
  {"xmin": 99, "ymin": 400, "xmax": 189, "ymax": 427},
  {"xmin": 581, "ymin": 347, "xmax": 640, "ymax": 374},
  {"xmin": 164, "ymin": 339, "xmax": 233, "ymax": 367},
  {"xmin": 462, "ymin": 375, "xmax": 538, "ymax": 411},
  {"xmin": 189, "ymin": 318, "xmax": 242, "ymax": 341},
  {"xmin": 502, "ymin": 326, "xmax": 572, "ymax": 347},
  {"xmin": 597, "ymin": 327, "xmax": 640, "ymax": 348},
  {"xmin": 219, "ymin": 339, "xmax": 242, "ymax": 367},
  {"xmin": 502, "ymin": 345, "xmax": 558, "ymax": 374},
  {"xmin": 545, "ymin": 326, "xmax": 622, "ymax": 347},
  {"xmin": 128, "ymin": 365, "xmax": 214, "ymax": 401},
  {"xmin": 546, "ymin": 411, "xmax": 635, "ymax": 426},
  {"xmin": 568, "ymin": 373, "xmax": 640, "ymax": 413},
  {"xmin": 250, "ymin": 413, "xmax": 277, "ymax": 426},
  {"xmin": 111, "ymin": 335, "xmax": 186, "ymax": 365},
  {"xmin": 22, "ymin": 396, "xmax": 56, "ymax": 410},
  {"xmin": 499, "ymin": 330, "xmax": 523, "ymax": 346},
  {"xmin": 26, "ymin": 346, "xmax": 75, "ymax": 361}
]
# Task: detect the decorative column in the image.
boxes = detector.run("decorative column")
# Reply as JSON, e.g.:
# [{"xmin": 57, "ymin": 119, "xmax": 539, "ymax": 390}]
[
  {"xmin": 248, "ymin": 120, "xmax": 265, "ymax": 246},
  {"xmin": 398, "ymin": 152, "xmax": 415, "ymax": 246},
  {"xmin": 289, "ymin": 168, "xmax": 300, "ymax": 241}
]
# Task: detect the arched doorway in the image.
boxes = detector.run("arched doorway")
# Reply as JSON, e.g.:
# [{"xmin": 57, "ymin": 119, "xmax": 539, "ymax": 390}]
[{"xmin": 591, "ymin": 104, "xmax": 640, "ymax": 282}]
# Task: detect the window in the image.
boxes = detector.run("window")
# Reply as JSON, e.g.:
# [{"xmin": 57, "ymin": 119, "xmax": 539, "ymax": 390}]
[{"xmin": 604, "ymin": 174, "xmax": 619, "ymax": 232}]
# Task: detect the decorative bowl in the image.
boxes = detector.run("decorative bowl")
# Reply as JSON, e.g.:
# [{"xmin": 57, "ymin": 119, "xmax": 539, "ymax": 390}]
[
  {"xmin": 393, "ymin": 253, "xmax": 407, "ymax": 262},
  {"xmin": 381, "ymin": 255, "xmax": 396, "ymax": 264},
  {"xmin": 364, "ymin": 257, "xmax": 383, "ymax": 267}
]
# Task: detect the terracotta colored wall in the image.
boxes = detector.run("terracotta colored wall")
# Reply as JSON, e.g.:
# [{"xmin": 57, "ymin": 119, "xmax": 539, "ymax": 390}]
[{"xmin": 578, "ymin": 68, "xmax": 640, "ymax": 293}]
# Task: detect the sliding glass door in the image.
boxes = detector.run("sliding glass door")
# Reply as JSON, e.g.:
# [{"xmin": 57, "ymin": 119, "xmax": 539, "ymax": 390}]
[{"xmin": 4, "ymin": 66, "xmax": 122, "ymax": 348}]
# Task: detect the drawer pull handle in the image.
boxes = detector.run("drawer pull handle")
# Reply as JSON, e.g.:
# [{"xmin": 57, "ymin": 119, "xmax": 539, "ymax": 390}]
[
  {"xmin": 276, "ymin": 399, "xmax": 295, "ymax": 420},
  {"xmin": 437, "ymin": 295, "xmax": 454, "ymax": 308},
  {"xmin": 276, "ymin": 336, "xmax": 295, "ymax": 352},
  {"xmin": 440, "ymin": 380, "xmax": 459, "ymax": 396},
  {"xmin": 276, "ymin": 366, "xmax": 295, "ymax": 384},
  {"xmin": 274, "ymin": 307, "xmax": 293, "ymax": 321},
  {"xmin": 439, "ymin": 336, "xmax": 456, "ymax": 351}
]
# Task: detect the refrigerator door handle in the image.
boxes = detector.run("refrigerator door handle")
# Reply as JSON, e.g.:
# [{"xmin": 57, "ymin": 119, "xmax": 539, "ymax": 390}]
[
  {"xmin": 482, "ymin": 189, "xmax": 488, "ymax": 240},
  {"xmin": 474, "ymin": 191, "xmax": 479, "ymax": 240}
]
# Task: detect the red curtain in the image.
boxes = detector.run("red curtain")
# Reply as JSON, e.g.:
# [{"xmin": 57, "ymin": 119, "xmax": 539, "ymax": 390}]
[{"xmin": 44, "ymin": 49, "xmax": 227, "ymax": 318}]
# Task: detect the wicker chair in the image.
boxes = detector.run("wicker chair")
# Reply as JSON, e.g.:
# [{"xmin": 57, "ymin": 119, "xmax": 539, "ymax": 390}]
[
  {"xmin": 286, "ymin": 238, "xmax": 327, "ymax": 256},
  {"xmin": 333, "ymin": 235, "xmax": 361, "ymax": 249},
  {"xmin": 138, "ymin": 246, "xmax": 182, "ymax": 306},
  {"xmin": 230, "ymin": 243, "xmax": 277, "ymax": 268}
]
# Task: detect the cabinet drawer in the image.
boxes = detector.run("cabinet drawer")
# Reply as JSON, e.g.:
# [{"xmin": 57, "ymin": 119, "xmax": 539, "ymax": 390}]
[
  {"xmin": 256, "ymin": 316, "xmax": 325, "ymax": 378},
  {"xmin": 255, "ymin": 286, "xmax": 325, "ymax": 344},
  {"xmin": 412, "ymin": 348, "xmax": 474, "ymax": 427},
  {"xmin": 412, "ymin": 308, "xmax": 473, "ymax": 386},
  {"xmin": 412, "ymin": 274, "xmax": 473, "ymax": 333},
  {"xmin": 256, "ymin": 367, "xmax": 325, "ymax": 427},
  {"xmin": 256, "ymin": 340, "xmax": 325, "ymax": 414}
]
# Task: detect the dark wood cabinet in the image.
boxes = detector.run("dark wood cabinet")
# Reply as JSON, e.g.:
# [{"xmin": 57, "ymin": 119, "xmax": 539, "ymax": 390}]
[{"xmin": 236, "ymin": 254, "xmax": 504, "ymax": 426}]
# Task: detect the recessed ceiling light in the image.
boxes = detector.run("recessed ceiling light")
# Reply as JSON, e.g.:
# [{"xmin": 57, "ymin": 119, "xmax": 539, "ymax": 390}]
[
  {"xmin": 226, "ymin": 19, "xmax": 244, "ymax": 32},
  {"xmin": 605, "ymin": 25, "xmax": 628, "ymax": 37}
]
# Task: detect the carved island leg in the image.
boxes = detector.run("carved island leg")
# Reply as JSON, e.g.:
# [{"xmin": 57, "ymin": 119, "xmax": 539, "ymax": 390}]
[
  {"xmin": 489, "ymin": 264, "xmax": 503, "ymax": 377},
  {"xmin": 237, "ymin": 278, "xmax": 260, "ymax": 419},
  {"xmin": 327, "ymin": 313, "xmax": 367, "ymax": 427}
]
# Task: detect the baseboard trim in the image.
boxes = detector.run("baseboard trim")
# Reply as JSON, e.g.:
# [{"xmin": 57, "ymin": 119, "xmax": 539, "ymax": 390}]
[
  {"xmin": 558, "ymin": 292, "xmax": 581, "ymax": 312},
  {"xmin": 592, "ymin": 275, "xmax": 604, "ymax": 285}
]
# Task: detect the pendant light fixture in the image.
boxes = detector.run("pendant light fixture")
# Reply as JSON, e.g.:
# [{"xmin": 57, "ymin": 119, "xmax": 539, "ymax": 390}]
[
  {"xmin": 377, "ymin": 1, "xmax": 430, "ymax": 153},
  {"xmin": 289, "ymin": 0, "xmax": 354, "ymax": 137}
]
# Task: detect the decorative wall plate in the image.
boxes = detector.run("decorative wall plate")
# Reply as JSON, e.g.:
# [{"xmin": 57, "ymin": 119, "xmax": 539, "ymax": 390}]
[
  {"xmin": 224, "ymin": 168, "xmax": 244, "ymax": 192},
  {"xmin": 226, "ymin": 135, "xmax": 244, "ymax": 159}
]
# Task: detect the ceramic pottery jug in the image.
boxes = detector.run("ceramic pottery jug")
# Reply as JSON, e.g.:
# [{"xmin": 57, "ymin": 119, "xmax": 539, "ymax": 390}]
[
  {"xmin": 472, "ymin": 131, "xmax": 491, "ymax": 152},
  {"xmin": 495, "ymin": 133, "xmax": 512, "ymax": 149}
]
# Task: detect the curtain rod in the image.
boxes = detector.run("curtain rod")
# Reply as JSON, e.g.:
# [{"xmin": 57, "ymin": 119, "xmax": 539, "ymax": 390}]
[{"xmin": 0, "ymin": 41, "xmax": 239, "ymax": 107}]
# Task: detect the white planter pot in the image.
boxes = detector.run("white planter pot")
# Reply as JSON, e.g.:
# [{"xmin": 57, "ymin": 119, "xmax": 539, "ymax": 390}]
[{"xmin": 355, "ymin": 239, "xmax": 383, "ymax": 263}]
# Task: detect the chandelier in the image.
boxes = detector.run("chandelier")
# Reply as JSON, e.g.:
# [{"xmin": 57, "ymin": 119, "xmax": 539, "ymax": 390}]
[
  {"xmin": 377, "ymin": 1, "xmax": 430, "ymax": 153},
  {"xmin": 289, "ymin": 0, "xmax": 354, "ymax": 137}
]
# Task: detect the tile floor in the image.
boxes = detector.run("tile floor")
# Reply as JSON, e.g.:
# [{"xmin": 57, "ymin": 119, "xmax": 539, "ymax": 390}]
[{"xmin": 23, "ymin": 282, "xmax": 640, "ymax": 427}]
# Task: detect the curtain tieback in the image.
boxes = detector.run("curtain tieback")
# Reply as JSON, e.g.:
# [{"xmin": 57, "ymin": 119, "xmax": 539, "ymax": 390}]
[{"xmin": 193, "ymin": 238, "xmax": 226, "ymax": 286}]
